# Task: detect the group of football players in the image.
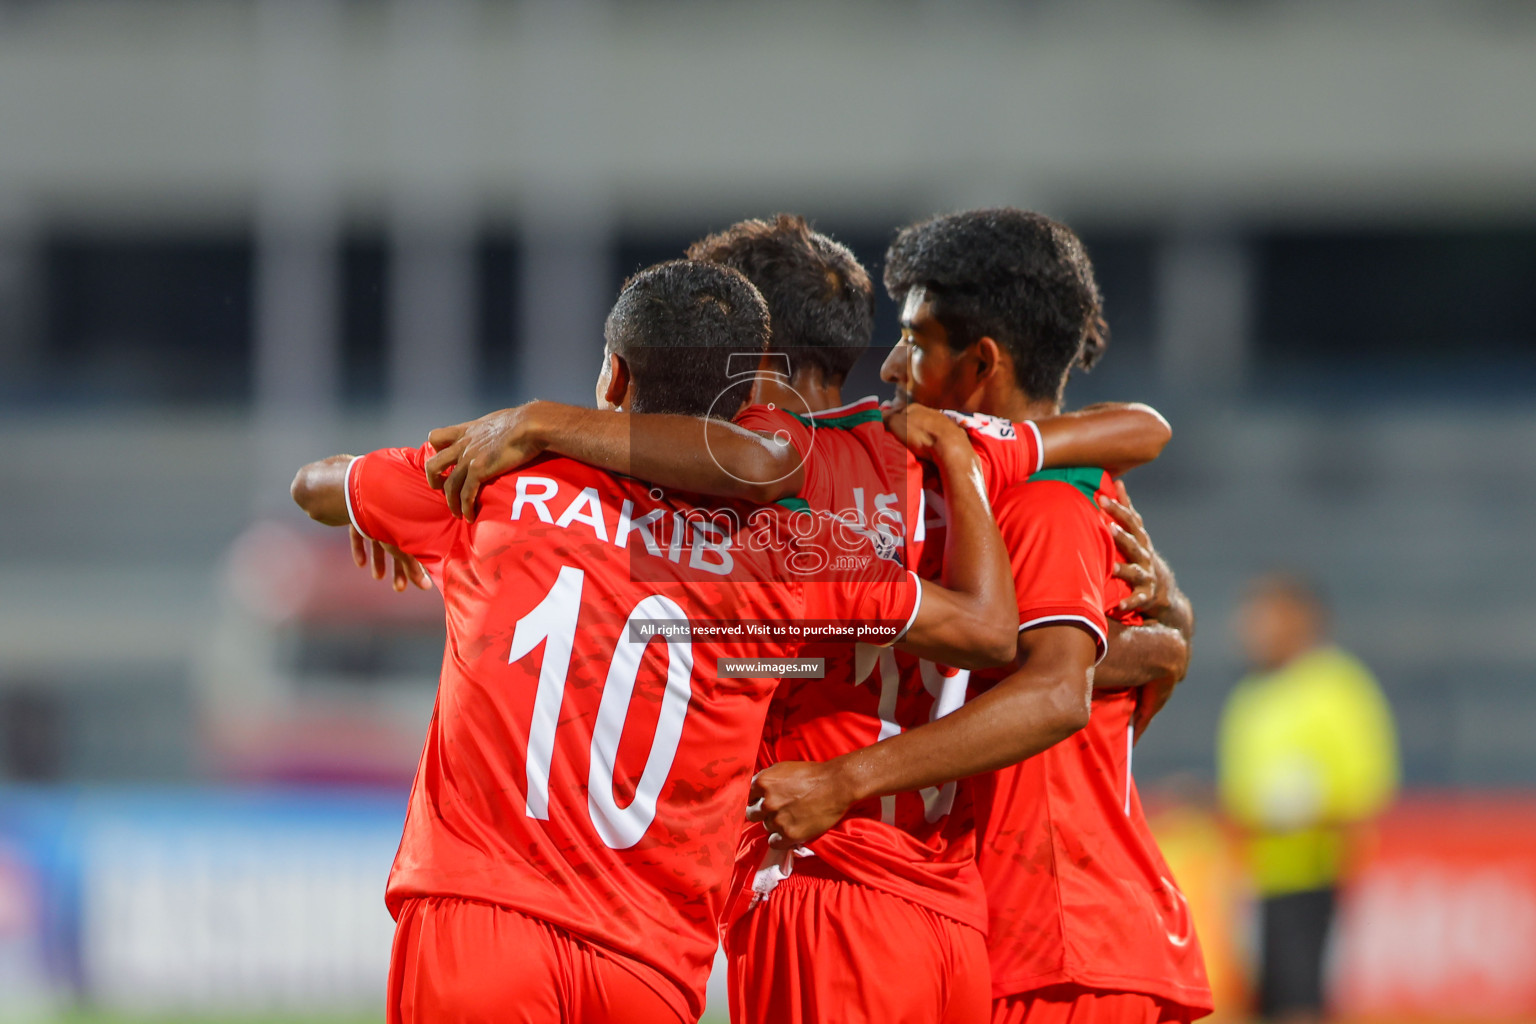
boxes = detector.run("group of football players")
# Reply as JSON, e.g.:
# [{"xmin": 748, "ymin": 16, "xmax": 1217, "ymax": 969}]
[{"xmin": 290, "ymin": 208, "xmax": 1214, "ymax": 1024}]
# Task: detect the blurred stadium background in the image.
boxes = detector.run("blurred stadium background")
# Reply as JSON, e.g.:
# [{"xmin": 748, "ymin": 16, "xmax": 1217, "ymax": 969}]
[{"xmin": 0, "ymin": 0, "xmax": 1533, "ymax": 1020}]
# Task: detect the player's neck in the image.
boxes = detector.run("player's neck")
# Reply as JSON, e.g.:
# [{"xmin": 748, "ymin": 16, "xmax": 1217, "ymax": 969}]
[{"xmin": 757, "ymin": 367, "xmax": 844, "ymax": 413}]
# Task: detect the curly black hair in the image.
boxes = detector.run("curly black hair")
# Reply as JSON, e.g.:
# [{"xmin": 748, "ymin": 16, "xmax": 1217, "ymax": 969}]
[
  {"xmin": 605, "ymin": 259, "xmax": 770, "ymax": 417},
  {"xmin": 688, "ymin": 214, "xmax": 874, "ymax": 386},
  {"xmin": 883, "ymin": 208, "xmax": 1107, "ymax": 402}
]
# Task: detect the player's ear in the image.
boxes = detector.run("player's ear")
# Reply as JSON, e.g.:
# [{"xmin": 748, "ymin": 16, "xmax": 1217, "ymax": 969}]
[
  {"xmin": 973, "ymin": 336, "xmax": 1003, "ymax": 384},
  {"xmin": 603, "ymin": 352, "xmax": 632, "ymax": 410}
]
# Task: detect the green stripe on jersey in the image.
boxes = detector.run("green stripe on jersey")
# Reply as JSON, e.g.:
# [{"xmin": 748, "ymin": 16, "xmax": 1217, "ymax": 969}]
[
  {"xmin": 786, "ymin": 407, "xmax": 884, "ymax": 431},
  {"xmin": 1027, "ymin": 466, "xmax": 1106, "ymax": 506},
  {"xmin": 775, "ymin": 496, "xmax": 811, "ymax": 512}
]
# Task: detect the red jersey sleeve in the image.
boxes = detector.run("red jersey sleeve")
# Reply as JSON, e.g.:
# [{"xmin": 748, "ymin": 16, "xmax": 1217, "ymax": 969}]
[
  {"xmin": 993, "ymin": 480, "xmax": 1111, "ymax": 660},
  {"xmin": 733, "ymin": 404, "xmax": 834, "ymax": 511},
  {"xmin": 796, "ymin": 523, "xmax": 922, "ymax": 647},
  {"xmin": 345, "ymin": 444, "xmax": 459, "ymax": 565},
  {"xmin": 940, "ymin": 409, "xmax": 1043, "ymax": 496}
]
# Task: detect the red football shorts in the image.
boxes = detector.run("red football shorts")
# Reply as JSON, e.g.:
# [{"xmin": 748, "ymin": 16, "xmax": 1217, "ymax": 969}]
[
  {"xmin": 387, "ymin": 896, "xmax": 687, "ymax": 1024},
  {"xmin": 725, "ymin": 869, "xmax": 990, "ymax": 1024},
  {"xmin": 992, "ymin": 984, "xmax": 1201, "ymax": 1024}
]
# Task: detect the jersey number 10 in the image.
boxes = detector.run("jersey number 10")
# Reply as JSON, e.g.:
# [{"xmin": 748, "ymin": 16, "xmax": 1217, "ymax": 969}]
[{"xmin": 510, "ymin": 565, "xmax": 694, "ymax": 850}]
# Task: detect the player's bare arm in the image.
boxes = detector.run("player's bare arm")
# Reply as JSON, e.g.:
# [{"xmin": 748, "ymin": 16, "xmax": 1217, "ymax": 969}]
[
  {"xmin": 424, "ymin": 399, "xmax": 1169, "ymax": 521},
  {"xmin": 291, "ymin": 456, "xmax": 431, "ymax": 591},
  {"xmin": 749, "ymin": 622, "xmax": 1097, "ymax": 849},
  {"xmin": 1040, "ymin": 402, "xmax": 1170, "ymax": 476},
  {"xmin": 1096, "ymin": 619, "xmax": 1189, "ymax": 744},
  {"xmin": 290, "ymin": 454, "xmax": 353, "ymax": 526},
  {"xmin": 885, "ymin": 404, "xmax": 1018, "ymax": 669},
  {"xmin": 424, "ymin": 401, "xmax": 803, "ymax": 517},
  {"xmin": 1096, "ymin": 621, "xmax": 1187, "ymax": 691}
]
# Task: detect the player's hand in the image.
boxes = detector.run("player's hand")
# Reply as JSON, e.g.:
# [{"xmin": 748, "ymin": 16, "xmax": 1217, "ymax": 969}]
[
  {"xmin": 883, "ymin": 403, "xmax": 969, "ymax": 465},
  {"xmin": 747, "ymin": 760, "xmax": 855, "ymax": 850},
  {"xmin": 1132, "ymin": 676, "xmax": 1177, "ymax": 743},
  {"xmin": 425, "ymin": 404, "xmax": 547, "ymax": 519},
  {"xmin": 350, "ymin": 526, "xmax": 431, "ymax": 593},
  {"xmin": 1103, "ymin": 480, "xmax": 1170, "ymax": 616}
]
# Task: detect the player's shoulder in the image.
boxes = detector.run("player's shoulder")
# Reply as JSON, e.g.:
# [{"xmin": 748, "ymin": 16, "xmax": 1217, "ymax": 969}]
[
  {"xmin": 366, "ymin": 442, "xmax": 431, "ymax": 469},
  {"xmin": 801, "ymin": 397, "xmax": 890, "ymax": 454},
  {"xmin": 734, "ymin": 402, "xmax": 802, "ymax": 434},
  {"xmin": 795, "ymin": 397, "xmax": 908, "ymax": 485},
  {"xmin": 998, "ymin": 467, "xmax": 1107, "ymax": 512},
  {"xmin": 486, "ymin": 452, "xmax": 631, "ymax": 492},
  {"xmin": 474, "ymin": 453, "xmax": 659, "ymax": 524},
  {"xmin": 736, "ymin": 396, "xmax": 882, "ymax": 434},
  {"xmin": 943, "ymin": 408, "xmax": 1024, "ymax": 443},
  {"xmin": 354, "ymin": 443, "xmax": 436, "ymax": 495},
  {"xmin": 1027, "ymin": 466, "xmax": 1110, "ymax": 501},
  {"xmin": 802, "ymin": 396, "xmax": 884, "ymax": 431},
  {"xmin": 991, "ymin": 469, "xmax": 1114, "ymax": 548}
]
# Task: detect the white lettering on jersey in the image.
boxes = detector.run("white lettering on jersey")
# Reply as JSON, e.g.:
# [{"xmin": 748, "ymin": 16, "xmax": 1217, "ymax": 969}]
[
  {"xmin": 941, "ymin": 408, "xmax": 1017, "ymax": 441},
  {"xmin": 514, "ymin": 476, "xmax": 748, "ymax": 574},
  {"xmin": 555, "ymin": 486, "xmax": 609, "ymax": 542},
  {"xmin": 688, "ymin": 520, "xmax": 735, "ymax": 576},
  {"xmin": 616, "ymin": 499, "xmax": 665, "ymax": 555},
  {"xmin": 512, "ymin": 476, "xmax": 559, "ymax": 523}
]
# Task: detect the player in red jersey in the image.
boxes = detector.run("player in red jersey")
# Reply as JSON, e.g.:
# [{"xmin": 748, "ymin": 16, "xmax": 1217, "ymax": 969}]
[
  {"xmin": 422, "ymin": 216, "xmax": 1190, "ymax": 1023},
  {"xmin": 290, "ymin": 259, "xmax": 1021, "ymax": 1024},
  {"xmin": 752, "ymin": 209, "xmax": 1211, "ymax": 1024}
]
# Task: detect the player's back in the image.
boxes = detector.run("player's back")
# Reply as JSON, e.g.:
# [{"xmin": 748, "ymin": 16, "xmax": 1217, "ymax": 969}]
[
  {"xmin": 967, "ymin": 468, "xmax": 1213, "ymax": 1012},
  {"xmin": 726, "ymin": 399, "xmax": 1040, "ymax": 934},
  {"xmin": 344, "ymin": 446, "xmax": 917, "ymax": 1020}
]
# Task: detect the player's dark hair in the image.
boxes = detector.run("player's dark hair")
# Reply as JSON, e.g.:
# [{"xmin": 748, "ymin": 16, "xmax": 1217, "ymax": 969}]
[
  {"xmin": 883, "ymin": 208, "xmax": 1108, "ymax": 402},
  {"xmin": 605, "ymin": 259, "xmax": 770, "ymax": 417},
  {"xmin": 688, "ymin": 214, "xmax": 874, "ymax": 386}
]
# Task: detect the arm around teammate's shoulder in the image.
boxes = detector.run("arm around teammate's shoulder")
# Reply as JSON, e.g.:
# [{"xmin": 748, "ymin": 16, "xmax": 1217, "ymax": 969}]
[
  {"xmin": 749, "ymin": 623, "xmax": 1096, "ymax": 849},
  {"xmin": 884, "ymin": 404, "xmax": 1017, "ymax": 669},
  {"xmin": 426, "ymin": 401, "xmax": 806, "ymax": 516},
  {"xmin": 293, "ymin": 454, "xmax": 434, "ymax": 593},
  {"xmin": 291, "ymin": 453, "xmax": 354, "ymax": 527},
  {"xmin": 1037, "ymin": 402, "xmax": 1170, "ymax": 477},
  {"xmin": 868, "ymin": 621, "xmax": 1096, "ymax": 793},
  {"xmin": 295, "ymin": 445, "xmax": 461, "ymax": 568},
  {"xmin": 1095, "ymin": 620, "xmax": 1188, "ymax": 690}
]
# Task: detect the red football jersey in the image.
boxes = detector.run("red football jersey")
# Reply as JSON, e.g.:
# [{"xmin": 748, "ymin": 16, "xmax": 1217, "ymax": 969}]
[
  {"xmin": 736, "ymin": 398, "xmax": 1043, "ymax": 567},
  {"xmin": 345, "ymin": 446, "xmax": 921, "ymax": 1021},
  {"xmin": 725, "ymin": 398, "xmax": 1041, "ymax": 933},
  {"xmin": 968, "ymin": 468, "xmax": 1213, "ymax": 1013}
]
